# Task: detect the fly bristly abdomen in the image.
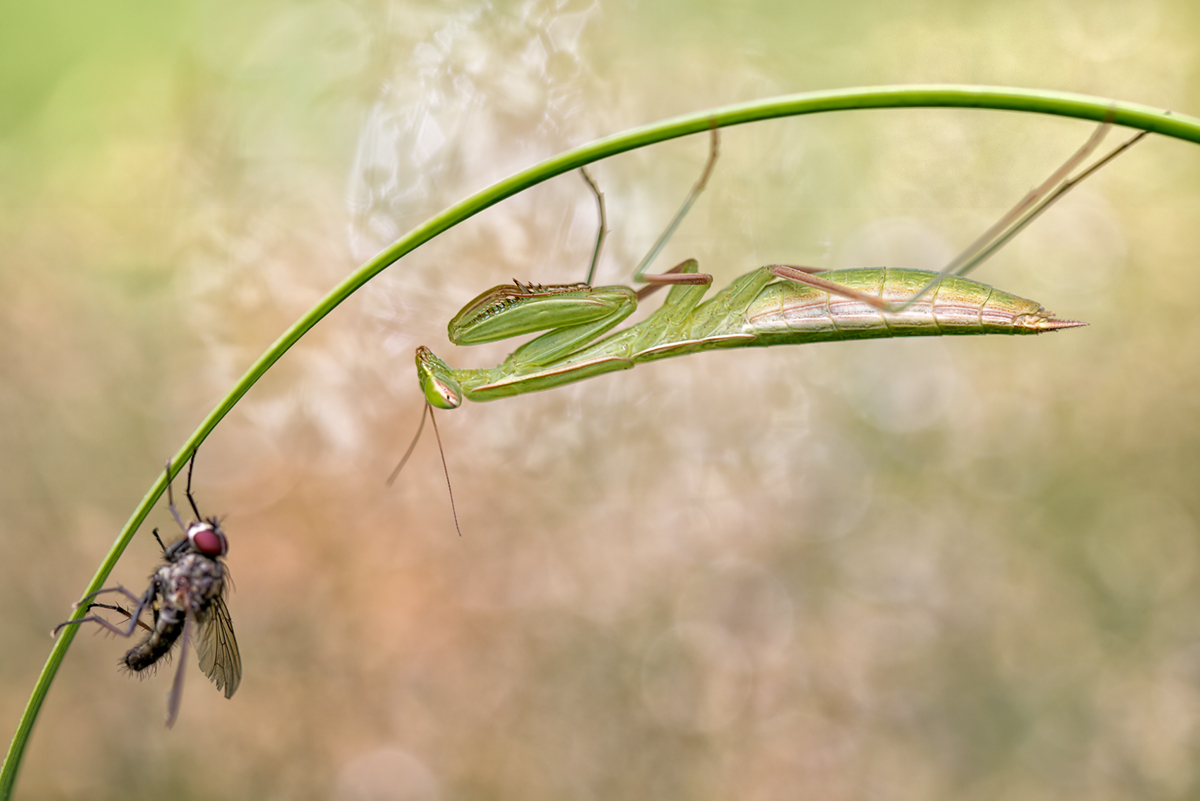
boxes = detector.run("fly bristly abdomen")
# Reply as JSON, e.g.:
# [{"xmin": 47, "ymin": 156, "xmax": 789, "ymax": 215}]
[
  {"xmin": 121, "ymin": 551, "xmax": 227, "ymax": 674},
  {"xmin": 124, "ymin": 614, "xmax": 184, "ymax": 673}
]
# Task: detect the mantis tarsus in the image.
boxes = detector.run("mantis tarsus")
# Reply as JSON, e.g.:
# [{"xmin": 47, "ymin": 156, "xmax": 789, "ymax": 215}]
[{"xmin": 392, "ymin": 120, "xmax": 1146, "ymax": 499}]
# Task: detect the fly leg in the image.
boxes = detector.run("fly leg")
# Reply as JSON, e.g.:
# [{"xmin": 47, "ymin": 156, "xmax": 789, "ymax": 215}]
[
  {"xmin": 82, "ymin": 602, "xmax": 154, "ymax": 633},
  {"xmin": 183, "ymin": 448, "xmax": 202, "ymax": 521},
  {"xmin": 51, "ymin": 584, "xmax": 154, "ymax": 639},
  {"xmin": 165, "ymin": 457, "xmax": 189, "ymax": 534},
  {"xmin": 154, "ymin": 525, "xmax": 191, "ymax": 561},
  {"xmin": 164, "ymin": 449, "xmax": 203, "ymax": 534}
]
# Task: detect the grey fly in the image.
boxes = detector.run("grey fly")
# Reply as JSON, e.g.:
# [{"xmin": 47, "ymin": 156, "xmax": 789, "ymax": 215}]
[{"xmin": 53, "ymin": 451, "xmax": 241, "ymax": 727}]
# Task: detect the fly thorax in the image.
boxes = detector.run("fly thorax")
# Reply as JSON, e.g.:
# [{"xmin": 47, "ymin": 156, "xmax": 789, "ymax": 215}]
[{"xmin": 166, "ymin": 552, "xmax": 226, "ymax": 613}]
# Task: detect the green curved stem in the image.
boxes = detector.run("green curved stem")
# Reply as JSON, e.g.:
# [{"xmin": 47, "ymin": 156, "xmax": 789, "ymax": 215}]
[{"xmin": 4, "ymin": 84, "xmax": 1199, "ymax": 798}]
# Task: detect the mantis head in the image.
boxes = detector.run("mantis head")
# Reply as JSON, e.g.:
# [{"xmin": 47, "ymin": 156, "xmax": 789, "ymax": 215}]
[{"xmin": 416, "ymin": 346, "xmax": 463, "ymax": 409}]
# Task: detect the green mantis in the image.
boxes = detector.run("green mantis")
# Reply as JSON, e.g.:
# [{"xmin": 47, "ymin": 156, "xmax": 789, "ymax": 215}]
[{"xmin": 412, "ymin": 122, "xmax": 1144, "ymax": 412}]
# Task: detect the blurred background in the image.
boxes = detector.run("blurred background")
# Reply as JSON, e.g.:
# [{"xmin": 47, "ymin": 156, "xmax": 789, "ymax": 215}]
[{"xmin": 3, "ymin": 0, "xmax": 1200, "ymax": 799}]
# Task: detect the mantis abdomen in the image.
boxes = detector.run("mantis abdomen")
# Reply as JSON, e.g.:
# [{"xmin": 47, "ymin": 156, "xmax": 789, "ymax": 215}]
[{"xmin": 743, "ymin": 268, "xmax": 1081, "ymax": 345}]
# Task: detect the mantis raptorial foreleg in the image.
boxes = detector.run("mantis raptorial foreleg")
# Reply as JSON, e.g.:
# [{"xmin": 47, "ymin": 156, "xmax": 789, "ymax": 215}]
[{"xmin": 436, "ymin": 136, "xmax": 721, "ymax": 375}]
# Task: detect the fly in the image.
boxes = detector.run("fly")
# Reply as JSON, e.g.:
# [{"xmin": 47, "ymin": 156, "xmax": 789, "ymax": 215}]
[{"xmin": 53, "ymin": 451, "xmax": 241, "ymax": 727}]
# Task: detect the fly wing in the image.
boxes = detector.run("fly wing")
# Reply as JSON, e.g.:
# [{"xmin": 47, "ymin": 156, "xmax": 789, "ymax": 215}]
[
  {"xmin": 194, "ymin": 594, "xmax": 241, "ymax": 698},
  {"xmin": 166, "ymin": 617, "xmax": 191, "ymax": 728}
]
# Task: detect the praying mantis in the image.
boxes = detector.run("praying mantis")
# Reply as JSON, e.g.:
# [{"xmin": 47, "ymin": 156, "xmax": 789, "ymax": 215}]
[
  {"xmin": 388, "ymin": 120, "xmax": 1146, "ymax": 501},
  {"xmin": 410, "ymin": 121, "xmax": 1144, "ymax": 414}
]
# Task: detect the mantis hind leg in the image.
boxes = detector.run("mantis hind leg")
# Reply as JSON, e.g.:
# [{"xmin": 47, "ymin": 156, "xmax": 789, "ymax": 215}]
[
  {"xmin": 579, "ymin": 166, "xmax": 608, "ymax": 286},
  {"xmin": 579, "ymin": 128, "xmax": 717, "ymax": 292},
  {"xmin": 635, "ymin": 258, "xmax": 708, "ymax": 301},
  {"xmin": 631, "ymin": 127, "xmax": 719, "ymax": 293},
  {"xmin": 576, "ymin": 128, "xmax": 715, "ymax": 293},
  {"xmin": 768, "ymin": 120, "xmax": 1147, "ymax": 313}
]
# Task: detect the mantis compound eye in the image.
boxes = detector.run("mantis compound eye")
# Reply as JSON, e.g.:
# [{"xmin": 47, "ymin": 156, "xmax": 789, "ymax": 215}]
[
  {"xmin": 416, "ymin": 346, "xmax": 463, "ymax": 410},
  {"xmin": 424, "ymin": 375, "xmax": 462, "ymax": 409}
]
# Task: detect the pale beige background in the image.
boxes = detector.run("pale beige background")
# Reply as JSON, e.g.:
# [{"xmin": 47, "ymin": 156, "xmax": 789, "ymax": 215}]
[{"xmin": 3, "ymin": 1, "xmax": 1199, "ymax": 799}]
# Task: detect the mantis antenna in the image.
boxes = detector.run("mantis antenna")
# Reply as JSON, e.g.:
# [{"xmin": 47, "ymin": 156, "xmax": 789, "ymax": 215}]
[{"xmin": 387, "ymin": 402, "xmax": 461, "ymax": 536}]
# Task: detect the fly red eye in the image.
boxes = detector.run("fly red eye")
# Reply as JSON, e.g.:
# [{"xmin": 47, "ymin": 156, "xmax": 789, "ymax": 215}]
[{"xmin": 188, "ymin": 524, "xmax": 227, "ymax": 556}]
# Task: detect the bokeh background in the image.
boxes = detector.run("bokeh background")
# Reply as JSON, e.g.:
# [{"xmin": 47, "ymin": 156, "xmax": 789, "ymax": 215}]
[{"xmin": 4, "ymin": 1, "xmax": 1200, "ymax": 799}]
